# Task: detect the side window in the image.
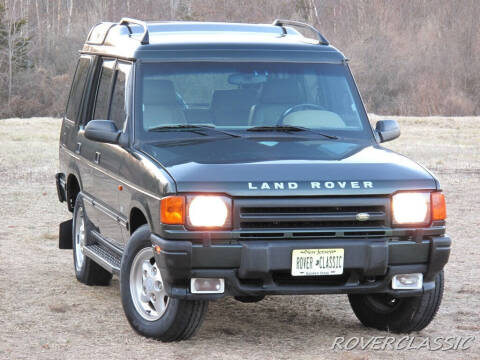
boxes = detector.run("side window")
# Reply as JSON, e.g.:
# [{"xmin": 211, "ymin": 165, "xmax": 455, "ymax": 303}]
[
  {"xmin": 110, "ymin": 62, "xmax": 131, "ymax": 131},
  {"xmin": 66, "ymin": 57, "xmax": 90, "ymax": 122},
  {"xmin": 92, "ymin": 59, "xmax": 115, "ymax": 121}
]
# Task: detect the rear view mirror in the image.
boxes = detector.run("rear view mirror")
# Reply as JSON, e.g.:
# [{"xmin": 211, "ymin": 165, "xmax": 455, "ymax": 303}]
[
  {"xmin": 228, "ymin": 71, "xmax": 267, "ymax": 85},
  {"xmin": 84, "ymin": 120, "xmax": 120, "ymax": 144},
  {"xmin": 375, "ymin": 119, "xmax": 400, "ymax": 143}
]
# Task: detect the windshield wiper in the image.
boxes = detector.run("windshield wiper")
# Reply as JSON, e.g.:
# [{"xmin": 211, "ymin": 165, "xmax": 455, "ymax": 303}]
[
  {"xmin": 148, "ymin": 124, "xmax": 241, "ymax": 138},
  {"xmin": 246, "ymin": 125, "xmax": 338, "ymax": 139}
]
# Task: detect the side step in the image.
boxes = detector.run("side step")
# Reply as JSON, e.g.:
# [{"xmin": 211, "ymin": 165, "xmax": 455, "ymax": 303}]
[
  {"xmin": 83, "ymin": 231, "xmax": 123, "ymax": 275},
  {"xmin": 83, "ymin": 244, "xmax": 121, "ymax": 274}
]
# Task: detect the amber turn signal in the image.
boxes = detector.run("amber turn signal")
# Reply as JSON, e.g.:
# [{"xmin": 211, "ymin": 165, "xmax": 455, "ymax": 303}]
[
  {"xmin": 160, "ymin": 196, "xmax": 185, "ymax": 224},
  {"xmin": 431, "ymin": 192, "xmax": 446, "ymax": 221}
]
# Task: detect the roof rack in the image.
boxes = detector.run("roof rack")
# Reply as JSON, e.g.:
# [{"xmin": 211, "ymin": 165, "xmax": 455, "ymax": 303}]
[
  {"xmin": 86, "ymin": 18, "xmax": 150, "ymax": 45},
  {"xmin": 272, "ymin": 19, "xmax": 329, "ymax": 45},
  {"xmin": 86, "ymin": 22, "xmax": 116, "ymax": 45},
  {"xmin": 119, "ymin": 18, "xmax": 150, "ymax": 45}
]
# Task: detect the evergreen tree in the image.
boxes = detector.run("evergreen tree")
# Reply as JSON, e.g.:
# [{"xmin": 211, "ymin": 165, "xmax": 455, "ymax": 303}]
[
  {"xmin": 0, "ymin": 1, "xmax": 30, "ymax": 105},
  {"xmin": 0, "ymin": 2, "xmax": 30, "ymax": 70}
]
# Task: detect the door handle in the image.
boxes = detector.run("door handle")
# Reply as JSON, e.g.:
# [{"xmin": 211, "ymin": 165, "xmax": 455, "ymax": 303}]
[
  {"xmin": 94, "ymin": 151, "xmax": 101, "ymax": 164},
  {"xmin": 75, "ymin": 142, "xmax": 82, "ymax": 154}
]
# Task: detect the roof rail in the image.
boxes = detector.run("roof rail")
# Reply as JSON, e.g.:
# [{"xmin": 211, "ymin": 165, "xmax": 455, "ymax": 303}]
[
  {"xmin": 86, "ymin": 22, "xmax": 116, "ymax": 45},
  {"xmin": 119, "ymin": 17, "xmax": 149, "ymax": 45},
  {"xmin": 272, "ymin": 19, "xmax": 329, "ymax": 45}
]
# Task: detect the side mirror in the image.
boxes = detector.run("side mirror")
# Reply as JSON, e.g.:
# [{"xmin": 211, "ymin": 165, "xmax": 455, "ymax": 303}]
[
  {"xmin": 375, "ymin": 119, "xmax": 400, "ymax": 143},
  {"xmin": 84, "ymin": 120, "xmax": 121, "ymax": 144}
]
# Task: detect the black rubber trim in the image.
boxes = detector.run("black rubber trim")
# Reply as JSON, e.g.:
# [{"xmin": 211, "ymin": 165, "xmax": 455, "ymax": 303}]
[
  {"xmin": 425, "ymin": 235, "xmax": 451, "ymax": 281},
  {"xmin": 164, "ymin": 265, "xmax": 432, "ymax": 300},
  {"xmin": 55, "ymin": 173, "xmax": 66, "ymax": 202},
  {"xmin": 150, "ymin": 234, "xmax": 451, "ymax": 300}
]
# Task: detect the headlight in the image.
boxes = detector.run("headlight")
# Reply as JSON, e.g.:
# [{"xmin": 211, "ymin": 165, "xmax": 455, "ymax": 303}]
[
  {"xmin": 187, "ymin": 195, "xmax": 232, "ymax": 229},
  {"xmin": 392, "ymin": 192, "xmax": 430, "ymax": 225}
]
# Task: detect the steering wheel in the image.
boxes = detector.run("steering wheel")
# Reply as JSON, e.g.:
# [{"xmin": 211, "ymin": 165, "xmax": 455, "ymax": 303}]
[{"xmin": 278, "ymin": 103, "xmax": 325, "ymax": 125}]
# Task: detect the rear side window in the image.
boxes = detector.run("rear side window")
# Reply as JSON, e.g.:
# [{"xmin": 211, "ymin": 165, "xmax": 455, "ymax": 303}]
[
  {"xmin": 110, "ymin": 62, "xmax": 131, "ymax": 131},
  {"xmin": 66, "ymin": 57, "xmax": 90, "ymax": 122},
  {"xmin": 93, "ymin": 59, "xmax": 115, "ymax": 120}
]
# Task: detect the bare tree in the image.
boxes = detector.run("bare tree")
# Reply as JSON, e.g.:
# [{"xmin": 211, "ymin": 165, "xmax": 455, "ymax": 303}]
[{"xmin": 1, "ymin": 0, "xmax": 479, "ymax": 118}]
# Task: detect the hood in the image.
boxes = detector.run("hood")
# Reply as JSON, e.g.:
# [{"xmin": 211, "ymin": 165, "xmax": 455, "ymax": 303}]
[{"xmin": 140, "ymin": 136, "xmax": 436, "ymax": 196}]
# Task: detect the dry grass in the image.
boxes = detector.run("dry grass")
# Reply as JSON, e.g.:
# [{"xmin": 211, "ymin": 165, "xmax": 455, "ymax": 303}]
[{"xmin": 0, "ymin": 117, "xmax": 479, "ymax": 359}]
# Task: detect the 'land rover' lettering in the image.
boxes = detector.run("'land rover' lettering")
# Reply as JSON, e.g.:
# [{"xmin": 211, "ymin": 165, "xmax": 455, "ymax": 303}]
[{"xmin": 247, "ymin": 181, "xmax": 375, "ymax": 190}]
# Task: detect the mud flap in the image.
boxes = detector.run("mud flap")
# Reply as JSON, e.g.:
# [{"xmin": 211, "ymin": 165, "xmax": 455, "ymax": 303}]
[{"xmin": 59, "ymin": 219, "xmax": 73, "ymax": 249}]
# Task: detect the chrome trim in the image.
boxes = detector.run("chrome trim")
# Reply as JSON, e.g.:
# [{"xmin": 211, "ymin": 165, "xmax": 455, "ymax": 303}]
[
  {"xmin": 94, "ymin": 151, "xmax": 101, "ymax": 164},
  {"xmin": 82, "ymin": 192, "xmax": 128, "ymax": 228},
  {"xmin": 60, "ymin": 143, "xmax": 80, "ymax": 159},
  {"xmin": 356, "ymin": 212, "xmax": 371, "ymax": 221}
]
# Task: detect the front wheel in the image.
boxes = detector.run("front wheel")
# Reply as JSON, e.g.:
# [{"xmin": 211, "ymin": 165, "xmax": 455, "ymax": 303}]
[
  {"xmin": 348, "ymin": 270, "xmax": 444, "ymax": 333},
  {"xmin": 120, "ymin": 225, "xmax": 208, "ymax": 341}
]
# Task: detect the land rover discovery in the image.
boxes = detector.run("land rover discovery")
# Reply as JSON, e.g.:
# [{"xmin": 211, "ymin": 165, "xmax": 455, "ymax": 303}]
[{"xmin": 56, "ymin": 18, "xmax": 450, "ymax": 341}]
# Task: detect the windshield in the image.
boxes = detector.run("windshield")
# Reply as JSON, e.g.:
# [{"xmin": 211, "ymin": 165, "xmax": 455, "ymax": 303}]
[{"xmin": 135, "ymin": 62, "xmax": 372, "ymax": 141}]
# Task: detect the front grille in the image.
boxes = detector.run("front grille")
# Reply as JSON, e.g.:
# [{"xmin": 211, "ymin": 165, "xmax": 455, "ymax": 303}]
[
  {"xmin": 234, "ymin": 197, "xmax": 390, "ymax": 233},
  {"xmin": 241, "ymin": 206, "xmax": 383, "ymax": 214},
  {"xmin": 240, "ymin": 219, "xmax": 384, "ymax": 229}
]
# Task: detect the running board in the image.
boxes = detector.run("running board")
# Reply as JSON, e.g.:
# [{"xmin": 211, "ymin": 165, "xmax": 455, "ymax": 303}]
[
  {"xmin": 83, "ymin": 241, "xmax": 122, "ymax": 275},
  {"xmin": 83, "ymin": 244, "xmax": 121, "ymax": 274}
]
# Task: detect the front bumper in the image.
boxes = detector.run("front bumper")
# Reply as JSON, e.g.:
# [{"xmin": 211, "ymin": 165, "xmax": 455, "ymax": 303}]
[{"xmin": 151, "ymin": 234, "xmax": 451, "ymax": 300}]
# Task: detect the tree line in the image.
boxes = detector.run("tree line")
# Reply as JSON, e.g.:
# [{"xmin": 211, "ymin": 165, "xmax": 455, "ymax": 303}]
[{"xmin": 0, "ymin": 0, "xmax": 479, "ymax": 118}]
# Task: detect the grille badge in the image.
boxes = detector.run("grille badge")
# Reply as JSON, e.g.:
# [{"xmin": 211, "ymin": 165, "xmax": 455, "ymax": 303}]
[{"xmin": 356, "ymin": 212, "xmax": 370, "ymax": 221}]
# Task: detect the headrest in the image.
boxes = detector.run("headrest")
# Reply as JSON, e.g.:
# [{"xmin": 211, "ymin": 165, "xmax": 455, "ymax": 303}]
[
  {"xmin": 260, "ymin": 79, "xmax": 304, "ymax": 104},
  {"xmin": 211, "ymin": 89, "xmax": 256, "ymax": 108},
  {"xmin": 211, "ymin": 90, "xmax": 237, "ymax": 106},
  {"xmin": 143, "ymin": 79, "xmax": 178, "ymax": 105}
]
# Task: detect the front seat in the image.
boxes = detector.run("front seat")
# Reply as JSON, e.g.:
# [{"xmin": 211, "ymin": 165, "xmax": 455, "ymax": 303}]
[
  {"xmin": 211, "ymin": 89, "xmax": 257, "ymax": 126},
  {"xmin": 248, "ymin": 79, "xmax": 305, "ymax": 126},
  {"xmin": 142, "ymin": 79, "xmax": 186, "ymax": 130}
]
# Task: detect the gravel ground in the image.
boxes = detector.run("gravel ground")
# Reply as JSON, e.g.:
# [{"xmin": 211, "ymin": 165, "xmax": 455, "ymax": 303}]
[{"xmin": 0, "ymin": 117, "xmax": 479, "ymax": 359}]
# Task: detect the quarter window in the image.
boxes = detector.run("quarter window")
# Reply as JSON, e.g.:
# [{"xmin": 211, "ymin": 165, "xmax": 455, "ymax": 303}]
[{"xmin": 66, "ymin": 57, "xmax": 91, "ymax": 122}]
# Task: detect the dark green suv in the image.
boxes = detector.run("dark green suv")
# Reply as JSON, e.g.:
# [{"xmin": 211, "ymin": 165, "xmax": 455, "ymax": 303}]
[{"xmin": 56, "ymin": 18, "xmax": 450, "ymax": 341}]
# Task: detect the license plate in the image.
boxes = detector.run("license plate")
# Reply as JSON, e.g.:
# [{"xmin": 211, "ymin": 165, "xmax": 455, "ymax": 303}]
[{"xmin": 291, "ymin": 248, "xmax": 344, "ymax": 276}]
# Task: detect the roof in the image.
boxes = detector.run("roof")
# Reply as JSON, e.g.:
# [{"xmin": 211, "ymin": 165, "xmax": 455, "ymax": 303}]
[{"xmin": 81, "ymin": 19, "xmax": 346, "ymax": 63}]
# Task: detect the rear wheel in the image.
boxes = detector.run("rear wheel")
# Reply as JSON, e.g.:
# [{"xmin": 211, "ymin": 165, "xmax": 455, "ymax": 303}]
[
  {"xmin": 72, "ymin": 196, "xmax": 112, "ymax": 286},
  {"xmin": 348, "ymin": 270, "xmax": 444, "ymax": 333},
  {"xmin": 120, "ymin": 225, "xmax": 209, "ymax": 341}
]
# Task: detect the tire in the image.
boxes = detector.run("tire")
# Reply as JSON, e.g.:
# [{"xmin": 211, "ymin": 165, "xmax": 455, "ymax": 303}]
[
  {"xmin": 234, "ymin": 295, "xmax": 265, "ymax": 303},
  {"xmin": 72, "ymin": 195, "xmax": 112, "ymax": 286},
  {"xmin": 348, "ymin": 270, "xmax": 444, "ymax": 333},
  {"xmin": 120, "ymin": 224, "xmax": 208, "ymax": 341}
]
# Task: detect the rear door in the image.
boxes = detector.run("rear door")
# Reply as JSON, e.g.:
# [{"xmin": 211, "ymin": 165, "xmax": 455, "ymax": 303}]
[{"xmin": 59, "ymin": 55, "xmax": 93, "ymax": 200}]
